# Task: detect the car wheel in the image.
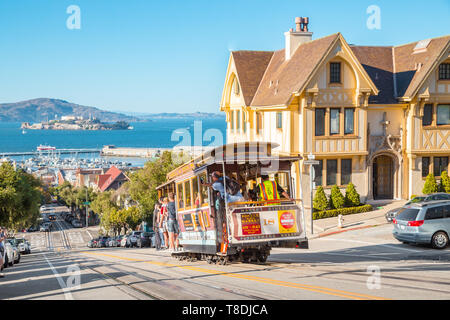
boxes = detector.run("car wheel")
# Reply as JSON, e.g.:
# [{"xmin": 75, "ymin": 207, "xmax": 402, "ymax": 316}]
[
  {"xmin": 8, "ymin": 257, "xmax": 14, "ymax": 267},
  {"xmin": 432, "ymin": 231, "xmax": 449, "ymax": 249}
]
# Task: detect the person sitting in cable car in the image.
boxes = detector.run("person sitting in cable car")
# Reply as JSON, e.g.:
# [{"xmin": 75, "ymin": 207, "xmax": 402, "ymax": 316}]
[{"xmin": 202, "ymin": 171, "xmax": 244, "ymax": 204}]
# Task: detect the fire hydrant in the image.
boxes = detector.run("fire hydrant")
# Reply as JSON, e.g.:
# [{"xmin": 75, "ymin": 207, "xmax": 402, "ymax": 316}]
[{"xmin": 338, "ymin": 214, "xmax": 344, "ymax": 229}]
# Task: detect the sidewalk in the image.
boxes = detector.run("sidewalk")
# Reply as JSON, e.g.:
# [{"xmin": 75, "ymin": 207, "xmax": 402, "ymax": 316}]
[{"xmin": 306, "ymin": 199, "xmax": 407, "ymax": 239}]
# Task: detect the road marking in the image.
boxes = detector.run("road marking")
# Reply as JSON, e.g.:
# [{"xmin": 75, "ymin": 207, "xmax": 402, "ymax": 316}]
[
  {"xmin": 44, "ymin": 255, "xmax": 74, "ymax": 300},
  {"xmin": 85, "ymin": 230, "xmax": 93, "ymax": 240},
  {"xmin": 316, "ymin": 238, "xmax": 422, "ymax": 253},
  {"xmin": 82, "ymin": 251, "xmax": 390, "ymax": 300}
]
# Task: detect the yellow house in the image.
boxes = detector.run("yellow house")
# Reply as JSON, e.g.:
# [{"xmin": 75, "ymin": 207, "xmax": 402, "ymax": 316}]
[{"xmin": 220, "ymin": 17, "xmax": 450, "ymax": 210}]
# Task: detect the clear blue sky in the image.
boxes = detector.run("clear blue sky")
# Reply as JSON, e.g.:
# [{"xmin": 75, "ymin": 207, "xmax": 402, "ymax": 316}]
[{"xmin": 0, "ymin": 0, "xmax": 448, "ymax": 113}]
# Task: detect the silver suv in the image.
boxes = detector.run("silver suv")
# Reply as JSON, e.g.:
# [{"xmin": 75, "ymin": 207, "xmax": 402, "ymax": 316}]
[{"xmin": 393, "ymin": 200, "xmax": 450, "ymax": 249}]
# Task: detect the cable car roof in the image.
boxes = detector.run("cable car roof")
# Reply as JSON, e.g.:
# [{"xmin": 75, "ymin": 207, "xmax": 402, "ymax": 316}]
[{"xmin": 161, "ymin": 142, "xmax": 302, "ymax": 184}]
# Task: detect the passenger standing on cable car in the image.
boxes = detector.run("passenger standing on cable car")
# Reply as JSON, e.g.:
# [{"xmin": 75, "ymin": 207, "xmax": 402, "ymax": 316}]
[
  {"xmin": 257, "ymin": 174, "xmax": 291, "ymax": 202},
  {"xmin": 167, "ymin": 192, "xmax": 179, "ymax": 252},
  {"xmin": 152, "ymin": 201, "xmax": 162, "ymax": 250},
  {"xmin": 159, "ymin": 197, "xmax": 169, "ymax": 250}
]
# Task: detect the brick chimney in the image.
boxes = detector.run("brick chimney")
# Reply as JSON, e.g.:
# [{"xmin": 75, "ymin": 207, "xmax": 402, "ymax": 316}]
[{"xmin": 284, "ymin": 17, "xmax": 313, "ymax": 60}]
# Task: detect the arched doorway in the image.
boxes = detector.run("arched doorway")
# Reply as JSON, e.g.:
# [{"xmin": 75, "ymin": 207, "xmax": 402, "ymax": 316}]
[{"xmin": 373, "ymin": 155, "xmax": 394, "ymax": 199}]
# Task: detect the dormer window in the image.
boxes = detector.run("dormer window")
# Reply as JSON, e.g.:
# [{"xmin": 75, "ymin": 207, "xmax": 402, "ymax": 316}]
[
  {"xmin": 232, "ymin": 77, "xmax": 240, "ymax": 95},
  {"xmin": 439, "ymin": 63, "xmax": 450, "ymax": 80},
  {"xmin": 330, "ymin": 62, "xmax": 341, "ymax": 83}
]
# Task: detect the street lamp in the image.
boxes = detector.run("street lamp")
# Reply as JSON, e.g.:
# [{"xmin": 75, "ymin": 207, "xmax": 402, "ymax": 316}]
[{"xmin": 304, "ymin": 153, "xmax": 319, "ymax": 235}]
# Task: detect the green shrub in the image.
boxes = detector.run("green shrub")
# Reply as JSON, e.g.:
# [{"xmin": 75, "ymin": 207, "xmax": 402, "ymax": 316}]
[
  {"xmin": 329, "ymin": 185, "xmax": 345, "ymax": 209},
  {"xmin": 410, "ymin": 194, "xmax": 418, "ymax": 200},
  {"xmin": 313, "ymin": 204, "xmax": 373, "ymax": 220},
  {"xmin": 440, "ymin": 171, "xmax": 450, "ymax": 193},
  {"xmin": 422, "ymin": 173, "xmax": 438, "ymax": 194},
  {"xmin": 313, "ymin": 186, "xmax": 328, "ymax": 212},
  {"xmin": 344, "ymin": 182, "xmax": 360, "ymax": 207}
]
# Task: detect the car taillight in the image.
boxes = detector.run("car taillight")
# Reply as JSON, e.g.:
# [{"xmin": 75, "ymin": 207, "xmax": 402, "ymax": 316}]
[
  {"xmin": 407, "ymin": 220, "xmax": 424, "ymax": 227},
  {"xmin": 392, "ymin": 218, "xmax": 397, "ymax": 224}
]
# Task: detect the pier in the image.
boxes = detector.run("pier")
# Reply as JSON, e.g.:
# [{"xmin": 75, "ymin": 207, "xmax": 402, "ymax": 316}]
[
  {"xmin": 0, "ymin": 148, "xmax": 101, "ymax": 157},
  {"xmin": 101, "ymin": 145, "xmax": 214, "ymax": 158}
]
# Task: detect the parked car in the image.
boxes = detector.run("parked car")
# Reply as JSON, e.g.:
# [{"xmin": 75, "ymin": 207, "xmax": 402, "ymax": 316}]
[
  {"xmin": 111, "ymin": 237, "xmax": 118, "ymax": 247},
  {"xmin": 3, "ymin": 242, "xmax": 15, "ymax": 268},
  {"xmin": 393, "ymin": 200, "xmax": 450, "ymax": 249},
  {"xmin": 386, "ymin": 193, "xmax": 450, "ymax": 223},
  {"xmin": 423, "ymin": 193, "xmax": 450, "ymax": 202},
  {"xmin": 96, "ymin": 236, "xmax": 109, "ymax": 248},
  {"xmin": 126, "ymin": 231, "xmax": 143, "ymax": 248},
  {"xmin": 386, "ymin": 196, "xmax": 427, "ymax": 222},
  {"xmin": 27, "ymin": 225, "xmax": 39, "ymax": 232},
  {"xmin": 12, "ymin": 238, "xmax": 31, "ymax": 254},
  {"xmin": 40, "ymin": 223, "xmax": 50, "ymax": 232},
  {"xmin": 71, "ymin": 219, "xmax": 82, "ymax": 228},
  {"xmin": 6, "ymin": 239, "xmax": 21, "ymax": 264},
  {"xmin": 116, "ymin": 235, "xmax": 124, "ymax": 247},
  {"xmin": 137, "ymin": 232, "xmax": 153, "ymax": 248},
  {"xmin": 121, "ymin": 235, "xmax": 130, "ymax": 247},
  {"xmin": 87, "ymin": 239, "xmax": 95, "ymax": 248}
]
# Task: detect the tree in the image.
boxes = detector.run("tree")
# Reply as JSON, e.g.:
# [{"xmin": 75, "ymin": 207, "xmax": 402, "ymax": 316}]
[
  {"xmin": 423, "ymin": 173, "xmax": 438, "ymax": 194},
  {"xmin": 329, "ymin": 185, "xmax": 345, "ymax": 209},
  {"xmin": 123, "ymin": 206, "xmax": 142, "ymax": 231},
  {"xmin": 128, "ymin": 151, "xmax": 178, "ymax": 224},
  {"xmin": 0, "ymin": 163, "xmax": 42, "ymax": 230},
  {"xmin": 57, "ymin": 181, "xmax": 76, "ymax": 210},
  {"xmin": 91, "ymin": 191, "xmax": 118, "ymax": 233},
  {"xmin": 344, "ymin": 182, "xmax": 360, "ymax": 207},
  {"xmin": 439, "ymin": 171, "xmax": 450, "ymax": 193},
  {"xmin": 313, "ymin": 186, "xmax": 328, "ymax": 211}
]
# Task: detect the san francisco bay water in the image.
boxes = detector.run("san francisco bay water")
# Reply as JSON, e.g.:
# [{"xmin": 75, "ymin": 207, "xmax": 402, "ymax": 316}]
[{"xmin": 0, "ymin": 119, "xmax": 227, "ymax": 153}]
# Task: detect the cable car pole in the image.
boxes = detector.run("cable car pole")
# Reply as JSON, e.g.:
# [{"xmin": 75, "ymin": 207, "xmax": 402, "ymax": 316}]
[{"xmin": 304, "ymin": 153, "xmax": 319, "ymax": 235}]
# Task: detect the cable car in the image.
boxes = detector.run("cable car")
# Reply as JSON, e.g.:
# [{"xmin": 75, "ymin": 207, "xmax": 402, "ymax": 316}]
[{"xmin": 156, "ymin": 142, "xmax": 308, "ymax": 264}]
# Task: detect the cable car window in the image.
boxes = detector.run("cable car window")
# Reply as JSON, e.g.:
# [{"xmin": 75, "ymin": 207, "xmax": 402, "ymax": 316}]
[
  {"xmin": 192, "ymin": 176, "xmax": 200, "ymax": 207},
  {"xmin": 275, "ymin": 172, "xmax": 290, "ymax": 197},
  {"xmin": 198, "ymin": 172, "xmax": 209, "ymax": 206},
  {"xmin": 177, "ymin": 183, "xmax": 184, "ymax": 209},
  {"xmin": 184, "ymin": 180, "xmax": 192, "ymax": 208}
]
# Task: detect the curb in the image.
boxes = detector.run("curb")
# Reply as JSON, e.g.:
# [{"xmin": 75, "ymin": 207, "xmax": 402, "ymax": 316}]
[{"xmin": 313, "ymin": 224, "xmax": 384, "ymax": 239}]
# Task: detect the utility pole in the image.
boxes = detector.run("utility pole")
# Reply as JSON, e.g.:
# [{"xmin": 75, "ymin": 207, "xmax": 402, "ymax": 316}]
[{"xmin": 85, "ymin": 188, "xmax": 89, "ymax": 228}]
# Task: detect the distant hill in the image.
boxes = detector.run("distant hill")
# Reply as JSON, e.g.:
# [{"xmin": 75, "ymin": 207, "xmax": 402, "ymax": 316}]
[
  {"xmin": 122, "ymin": 111, "xmax": 226, "ymax": 120},
  {"xmin": 0, "ymin": 98, "xmax": 141, "ymax": 123}
]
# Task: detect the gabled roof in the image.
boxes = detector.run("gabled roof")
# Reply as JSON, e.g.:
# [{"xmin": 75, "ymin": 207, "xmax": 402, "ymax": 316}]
[
  {"xmin": 232, "ymin": 51, "xmax": 274, "ymax": 106},
  {"xmin": 395, "ymin": 35, "xmax": 450, "ymax": 100},
  {"xmin": 97, "ymin": 166, "xmax": 128, "ymax": 192},
  {"xmin": 350, "ymin": 46, "xmax": 396, "ymax": 104},
  {"xmin": 250, "ymin": 33, "xmax": 340, "ymax": 107},
  {"xmin": 351, "ymin": 35, "xmax": 450, "ymax": 103},
  {"xmin": 229, "ymin": 31, "xmax": 449, "ymax": 106}
]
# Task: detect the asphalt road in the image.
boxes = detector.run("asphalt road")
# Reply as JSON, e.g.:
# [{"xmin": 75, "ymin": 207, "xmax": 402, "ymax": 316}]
[{"xmin": 1, "ymin": 205, "xmax": 449, "ymax": 300}]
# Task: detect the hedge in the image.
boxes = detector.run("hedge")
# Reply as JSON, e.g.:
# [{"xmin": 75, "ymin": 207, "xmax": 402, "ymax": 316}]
[{"xmin": 313, "ymin": 204, "xmax": 373, "ymax": 220}]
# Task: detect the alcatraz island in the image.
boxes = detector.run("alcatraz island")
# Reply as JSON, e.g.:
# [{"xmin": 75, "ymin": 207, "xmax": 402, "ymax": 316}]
[{"xmin": 21, "ymin": 116, "xmax": 132, "ymax": 131}]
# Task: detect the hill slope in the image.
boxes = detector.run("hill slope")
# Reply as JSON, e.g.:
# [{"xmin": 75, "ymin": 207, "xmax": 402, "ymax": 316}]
[{"xmin": 0, "ymin": 98, "xmax": 141, "ymax": 122}]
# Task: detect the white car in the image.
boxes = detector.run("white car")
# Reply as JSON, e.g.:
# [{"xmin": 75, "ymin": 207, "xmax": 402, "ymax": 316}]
[
  {"xmin": 15, "ymin": 238, "xmax": 31, "ymax": 254},
  {"xmin": 120, "ymin": 236, "xmax": 129, "ymax": 247},
  {"xmin": 3, "ymin": 242, "xmax": 15, "ymax": 268}
]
